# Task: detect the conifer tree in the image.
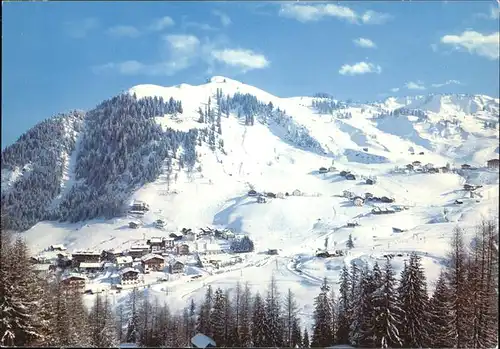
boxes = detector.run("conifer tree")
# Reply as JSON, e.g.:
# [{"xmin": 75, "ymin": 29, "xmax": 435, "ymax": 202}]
[
  {"xmin": 251, "ymin": 292, "xmax": 266, "ymax": 347},
  {"xmin": 302, "ymin": 328, "xmax": 310, "ymax": 348},
  {"xmin": 428, "ymin": 271, "xmax": 454, "ymax": 348},
  {"xmin": 397, "ymin": 253, "xmax": 430, "ymax": 348},
  {"xmin": 372, "ymin": 259, "xmax": 402, "ymax": 348},
  {"xmin": 311, "ymin": 278, "xmax": 334, "ymax": 347},
  {"xmin": 336, "ymin": 264, "xmax": 351, "ymax": 344}
]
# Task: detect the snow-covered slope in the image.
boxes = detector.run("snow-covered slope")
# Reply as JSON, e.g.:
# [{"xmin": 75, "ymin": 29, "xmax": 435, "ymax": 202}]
[{"xmin": 11, "ymin": 76, "xmax": 500, "ymax": 330}]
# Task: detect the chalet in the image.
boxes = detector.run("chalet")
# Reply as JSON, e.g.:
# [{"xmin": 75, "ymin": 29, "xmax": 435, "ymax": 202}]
[
  {"xmin": 392, "ymin": 227, "xmax": 406, "ymax": 233},
  {"xmin": 277, "ymin": 192, "xmax": 285, "ymax": 199},
  {"xmin": 364, "ymin": 192, "xmax": 374, "ymax": 199},
  {"xmin": 163, "ymin": 237, "xmax": 175, "ymax": 249},
  {"xmin": 169, "ymin": 232, "xmax": 184, "ymax": 241},
  {"xmin": 428, "ymin": 167, "xmax": 439, "ymax": 174},
  {"xmin": 411, "ymin": 161, "xmax": 422, "ymax": 167},
  {"xmin": 248, "ymin": 190, "xmax": 258, "ymax": 197},
  {"xmin": 129, "ymin": 200, "xmax": 149, "ymax": 212},
  {"xmin": 33, "ymin": 263, "xmax": 52, "ymax": 277},
  {"xmin": 60, "ymin": 274, "xmax": 86, "ymax": 292},
  {"xmin": 128, "ymin": 245, "xmax": 151, "ymax": 259},
  {"xmin": 78, "ymin": 262, "xmax": 102, "ymax": 274},
  {"xmin": 292, "ymin": 189, "xmax": 302, "ymax": 196},
  {"xmin": 353, "ymin": 196, "xmax": 364, "ymax": 207},
  {"xmin": 463, "ymin": 184, "xmax": 474, "ymax": 191},
  {"xmin": 141, "ymin": 254, "xmax": 165, "ymax": 273},
  {"xmin": 154, "ymin": 219, "xmax": 165, "ymax": 229},
  {"xmin": 316, "ymin": 251, "xmax": 330, "ymax": 258},
  {"xmin": 319, "ymin": 167, "xmax": 329, "ymax": 174},
  {"xmin": 129, "ymin": 221, "xmax": 140, "ymax": 229},
  {"xmin": 380, "ymin": 196, "xmax": 395, "ymax": 203},
  {"xmin": 167, "ymin": 260, "xmax": 185, "ymax": 274},
  {"xmin": 191, "ymin": 333, "xmax": 216, "ymax": 348},
  {"xmin": 257, "ymin": 196, "xmax": 267, "ymax": 203},
  {"xmin": 345, "ymin": 174, "xmax": 356, "ymax": 180},
  {"xmin": 339, "ymin": 170, "xmax": 350, "ymax": 177},
  {"xmin": 344, "ymin": 189, "xmax": 355, "ymax": 198},
  {"xmin": 363, "ymin": 147, "xmax": 369, "ymax": 152},
  {"xmin": 419, "ymin": 152, "xmax": 425, "ymax": 155},
  {"xmin": 406, "ymin": 164, "xmax": 414, "ymax": 171},
  {"xmin": 487, "ymin": 158, "xmax": 500, "ymax": 169},
  {"xmin": 347, "ymin": 221, "xmax": 359, "ymax": 227},
  {"xmin": 267, "ymin": 249, "xmax": 278, "ymax": 255},
  {"xmin": 147, "ymin": 237, "xmax": 165, "ymax": 253},
  {"xmin": 176, "ymin": 244, "xmax": 190, "ymax": 255},
  {"xmin": 72, "ymin": 250, "xmax": 101, "ymax": 267},
  {"xmin": 49, "ymin": 244, "xmax": 66, "ymax": 252},
  {"xmin": 329, "ymin": 166, "xmax": 336, "ymax": 172},
  {"xmin": 461, "ymin": 164, "xmax": 472, "ymax": 170},
  {"xmin": 181, "ymin": 227, "xmax": 193, "ymax": 235},
  {"xmin": 120, "ymin": 268, "xmax": 140, "ymax": 285},
  {"xmin": 116, "ymin": 255, "xmax": 133, "ymax": 268},
  {"xmin": 266, "ymin": 192, "xmax": 277, "ymax": 198},
  {"xmin": 365, "ymin": 178, "xmax": 376, "ymax": 185}
]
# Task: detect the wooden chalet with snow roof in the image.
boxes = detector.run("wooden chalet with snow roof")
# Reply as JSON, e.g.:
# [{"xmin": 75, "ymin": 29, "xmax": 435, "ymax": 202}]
[
  {"xmin": 120, "ymin": 268, "xmax": 140, "ymax": 285},
  {"xmin": 141, "ymin": 254, "xmax": 165, "ymax": 273}
]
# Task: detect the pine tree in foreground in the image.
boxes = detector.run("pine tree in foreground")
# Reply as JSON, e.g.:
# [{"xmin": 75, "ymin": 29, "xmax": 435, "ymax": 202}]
[
  {"xmin": 397, "ymin": 252, "xmax": 430, "ymax": 348},
  {"xmin": 372, "ymin": 259, "xmax": 402, "ymax": 348},
  {"xmin": 428, "ymin": 271, "xmax": 454, "ymax": 348}
]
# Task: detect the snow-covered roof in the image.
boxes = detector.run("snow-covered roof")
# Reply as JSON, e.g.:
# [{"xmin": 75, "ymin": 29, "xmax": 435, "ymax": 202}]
[
  {"xmin": 130, "ymin": 244, "xmax": 150, "ymax": 250},
  {"xmin": 33, "ymin": 264, "xmax": 51, "ymax": 271},
  {"xmin": 116, "ymin": 256, "xmax": 133, "ymax": 264},
  {"xmin": 79, "ymin": 262, "xmax": 101, "ymax": 269},
  {"xmin": 120, "ymin": 267, "xmax": 139, "ymax": 275},
  {"xmin": 73, "ymin": 250, "xmax": 100, "ymax": 255},
  {"xmin": 141, "ymin": 254, "xmax": 164, "ymax": 262},
  {"xmin": 50, "ymin": 244, "xmax": 66, "ymax": 250},
  {"xmin": 61, "ymin": 273, "xmax": 87, "ymax": 282},
  {"xmin": 191, "ymin": 333, "xmax": 216, "ymax": 348},
  {"xmin": 150, "ymin": 237, "xmax": 163, "ymax": 244}
]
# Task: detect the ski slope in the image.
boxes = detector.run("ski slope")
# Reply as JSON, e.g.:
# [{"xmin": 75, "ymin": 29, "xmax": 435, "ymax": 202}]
[{"xmin": 21, "ymin": 76, "xmax": 499, "ymax": 329}]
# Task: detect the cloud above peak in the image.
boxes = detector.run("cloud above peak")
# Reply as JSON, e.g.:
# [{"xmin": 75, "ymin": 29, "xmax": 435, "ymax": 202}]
[
  {"xmin": 279, "ymin": 3, "xmax": 391, "ymax": 25},
  {"xmin": 339, "ymin": 62, "xmax": 382, "ymax": 76},
  {"xmin": 211, "ymin": 49, "xmax": 270, "ymax": 72},
  {"xmin": 440, "ymin": 30, "xmax": 499, "ymax": 60},
  {"xmin": 93, "ymin": 31, "xmax": 270, "ymax": 77}
]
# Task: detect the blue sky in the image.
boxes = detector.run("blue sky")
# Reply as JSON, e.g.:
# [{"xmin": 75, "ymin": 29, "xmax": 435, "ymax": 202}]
[{"xmin": 2, "ymin": 1, "xmax": 499, "ymax": 148}]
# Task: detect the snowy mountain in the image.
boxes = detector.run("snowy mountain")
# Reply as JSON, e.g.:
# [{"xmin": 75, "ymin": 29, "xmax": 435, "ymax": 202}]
[{"xmin": 2, "ymin": 76, "xmax": 499, "ymax": 329}]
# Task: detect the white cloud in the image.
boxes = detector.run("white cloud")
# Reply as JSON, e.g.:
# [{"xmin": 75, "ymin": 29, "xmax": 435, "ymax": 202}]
[
  {"xmin": 489, "ymin": 6, "xmax": 500, "ymax": 19},
  {"xmin": 390, "ymin": 87, "xmax": 400, "ymax": 93},
  {"xmin": 212, "ymin": 10, "xmax": 232, "ymax": 27},
  {"xmin": 106, "ymin": 25, "xmax": 141, "ymax": 38},
  {"xmin": 164, "ymin": 34, "xmax": 201, "ymax": 54},
  {"xmin": 93, "ymin": 33, "xmax": 269, "ymax": 76},
  {"xmin": 360, "ymin": 10, "xmax": 392, "ymax": 25},
  {"xmin": 440, "ymin": 30, "xmax": 499, "ymax": 60},
  {"xmin": 65, "ymin": 18, "xmax": 99, "ymax": 38},
  {"xmin": 353, "ymin": 37, "xmax": 377, "ymax": 48},
  {"xmin": 279, "ymin": 4, "xmax": 391, "ymax": 25},
  {"xmin": 211, "ymin": 49, "xmax": 270, "ymax": 72},
  {"xmin": 431, "ymin": 79, "xmax": 462, "ymax": 88},
  {"xmin": 339, "ymin": 62, "xmax": 382, "ymax": 76},
  {"xmin": 405, "ymin": 81, "xmax": 426, "ymax": 90},
  {"xmin": 149, "ymin": 16, "xmax": 175, "ymax": 31}
]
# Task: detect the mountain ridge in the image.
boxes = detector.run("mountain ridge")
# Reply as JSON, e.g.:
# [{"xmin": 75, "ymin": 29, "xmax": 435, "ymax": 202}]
[{"xmin": 2, "ymin": 76, "xmax": 499, "ymax": 231}]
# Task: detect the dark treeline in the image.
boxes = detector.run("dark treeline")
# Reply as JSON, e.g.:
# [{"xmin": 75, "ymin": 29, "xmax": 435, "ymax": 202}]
[
  {"xmin": 1, "ymin": 94, "xmax": 196, "ymax": 230},
  {"xmin": 2, "ymin": 218, "xmax": 497, "ymax": 348},
  {"xmin": 1, "ymin": 223, "xmax": 498, "ymax": 347}
]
